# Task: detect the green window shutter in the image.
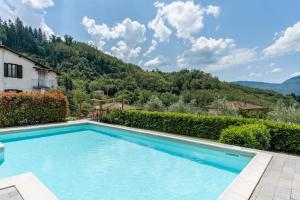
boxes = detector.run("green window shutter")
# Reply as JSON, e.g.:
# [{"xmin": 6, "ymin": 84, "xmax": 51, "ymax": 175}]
[
  {"xmin": 4, "ymin": 63, "xmax": 8, "ymax": 77},
  {"xmin": 17, "ymin": 65, "xmax": 23, "ymax": 78}
]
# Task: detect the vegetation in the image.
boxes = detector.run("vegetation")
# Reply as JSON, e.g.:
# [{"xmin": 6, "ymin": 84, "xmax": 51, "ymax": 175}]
[
  {"xmin": 100, "ymin": 110, "xmax": 300, "ymax": 154},
  {"xmin": 0, "ymin": 92, "xmax": 68, "ymax": 127},
  {"xmin": 265, "ymin": 121, "xmax": 300, "ymax": 153},
  {"xmin": 144, "ymin": 95, "xmax": 165, "ymax": 112},
  {"xmin": 168, "ymin": 98, "xmax": 203, "ymax": 114},
  {"xmin": 220, "ymin": 124, "xmax": 270, "ymax": 150},
  {"xmin": 208, "ymin": 98, "xmax": 241, "ymax": 117},
  {"xmin": 267, "ymin": 100, "xmax": 300, "ymax": 124},
  {"xmin": 0, "ymin": 18, "xmax": 296, "ymax": 117},
  {"xmin": 103, "ymin": 110, "xmax": 257, "ymax": 139}
]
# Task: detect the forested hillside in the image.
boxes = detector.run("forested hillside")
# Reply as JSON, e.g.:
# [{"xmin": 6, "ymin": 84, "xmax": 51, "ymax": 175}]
[{"xmin": 0, "ymin": 18, "xmax": 296, "ymax": 114}]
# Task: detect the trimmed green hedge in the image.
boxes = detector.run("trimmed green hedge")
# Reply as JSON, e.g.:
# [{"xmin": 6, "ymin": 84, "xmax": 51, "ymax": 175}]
[
  {"xmin": 106, "ymin": 110, "xmax": 257, "ymax": 139},
  {"xmin": 265, "ymin": 121, "xmax": 300, "ymax": 153},
  {"xmin": 102, "ymin": 110, "xmax": 300, "ymax": 154},
  {"xmin": 0, "ymin": 92, "xmax": 68, "ymax": 127},
  {"xmin": 220, "ymin": 124, "xmax": 270, "ymax": 150}
]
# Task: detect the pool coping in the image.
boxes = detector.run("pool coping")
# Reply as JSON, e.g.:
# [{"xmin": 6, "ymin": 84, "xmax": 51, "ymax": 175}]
[
  {"xmin": 0, "ymin": 173, "xmax": 58, "ymax": 200},
  {"xmin": 0, "ymin": 120, "xmax": 273, "ymax": 200}
]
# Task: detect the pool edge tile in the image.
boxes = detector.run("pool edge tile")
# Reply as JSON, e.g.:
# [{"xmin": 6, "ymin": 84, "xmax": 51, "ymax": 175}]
[
  {"xmin": 218, "ymin": 153, "xmax": 272, "ymax": 200},
  {"xmin": 0, "ymin": 173, "xmax": 58, "ymax": 200}
]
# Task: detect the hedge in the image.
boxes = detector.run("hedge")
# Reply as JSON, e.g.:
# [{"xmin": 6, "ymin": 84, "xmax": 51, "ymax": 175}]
[
  {"xmin": 0, "ymin": 92, "xmax": 68, "ymax": 127},
  {"xmin": 220, "ymin": 124, "xmax": 270, "ymax": 150},
  {"xmin": 264, "ymin": 121, "xmax": 300, "ymax": 153},
  {"xmin": 105, "ymin": 110, "xmax": 257, "ymax": 140},
  {"xmin": 102, "ymin": 110, "xmax": 300, "ymax": 154}
]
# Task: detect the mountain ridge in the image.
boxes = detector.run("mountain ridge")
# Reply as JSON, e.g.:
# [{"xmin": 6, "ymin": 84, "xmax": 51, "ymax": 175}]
[{"xmin": 234, "ymin": 76, "xmax": 300, "ymax": 95}]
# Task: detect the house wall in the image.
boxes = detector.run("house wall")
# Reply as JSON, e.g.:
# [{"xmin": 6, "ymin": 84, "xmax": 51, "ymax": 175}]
[
  {"xmin": 0, "ymin": 49, "xmax": 4, "ymax": 91},
  {"xmin": 0, "ymin": 48, "xmax": 58, "ymax": 93}
]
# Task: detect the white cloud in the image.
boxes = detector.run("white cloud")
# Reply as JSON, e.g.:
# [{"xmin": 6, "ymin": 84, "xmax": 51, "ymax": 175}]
[
  {"xmin": 144, "ymin": 56, "xmax": 168, "ymax": 68},
  {"xmin": 263, "ymin": 21, "xmax": 300, "ymax": 57},
  {"xmin": 177, "ymin": 36, "xmax": 235, "ymax": 68},
  {"xmin": 271, "ymin": 68, "xmax": 281, "ymax": 73},
  {"xmin": 206, "ymin": 5, "xmax": 220, "ymax": 17},
  {"xmin": 82, "ymin": 16, "xmax": 146, "ymax": 61},
  {"xmin": 144, "ymin": 40, "xmax": 158, "ymax": 56},
  {"xmin": 82, "ymin": 17, "xmax": 146, "ymax": 46},
  {"xmin": 0, "ymin": 0, "xmax": 54, "ymax": 37},
  {"xmin": 249, "ymin": 72, "xmax": 262, "ymax": 77},
  {"xmin": 148, "ymin": 14, "xmax": 172, "ymax": 42},
  {"xmin": 81, "ymin": 16, "xmax": 119, "ymax": 42},
  {"xmin": 204, "ymin": 49, "xmax": 257, "ymax": 72},
  {"xmin": 115, "ymin": 18, "xmax": 146, "ymax": 45},
  {"xmin": 290, "ymin": 72, "xmax": 300, "ymax": 77},
  {"xmin": 22, "ymin": 0, "xmax": 54, "ymax": 9},
  {"xmin": 149, "ymin": 1, "xmax": 220, "ymax": 41},
  {"xmin": 0, "ymin": 0, "xmax": 15, "ymax": 20},
  {"xmin": 111, "ymin": 40, "xmax": 141, "ymax": 62}
]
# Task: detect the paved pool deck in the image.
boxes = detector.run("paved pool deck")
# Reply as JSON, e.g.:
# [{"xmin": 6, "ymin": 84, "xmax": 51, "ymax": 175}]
[
  {"xmin": 0, "ymin": 186, "xmax": 23, "ymax": 200},
  {"xmin": 250, "ymin": 152, "xmax": 300, "ymax": 200}
]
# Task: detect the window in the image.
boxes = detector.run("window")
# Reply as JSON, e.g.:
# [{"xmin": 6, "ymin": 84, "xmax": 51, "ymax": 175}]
[
  {"xmin": 4, "ymin": 63, "xmax": 22, "ymax": 78},
  {"xmin": 4, "ymin": 89, "xmax": 23, "ymax": 93}
]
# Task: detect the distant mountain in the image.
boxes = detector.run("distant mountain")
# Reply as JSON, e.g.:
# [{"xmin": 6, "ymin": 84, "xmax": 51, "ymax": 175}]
[{"xmin": 234, "ymin": 76, "xmax": 300, "ymax": 95}]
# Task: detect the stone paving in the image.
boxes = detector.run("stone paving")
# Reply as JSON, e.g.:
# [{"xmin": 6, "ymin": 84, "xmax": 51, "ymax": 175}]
[
  {"xmin": 0, "ymin": 186, "xmax": 23, "ymax": 200},
  {"xmin": 250, "ymin": 152, "xmax": 300, "ymax": 200}
]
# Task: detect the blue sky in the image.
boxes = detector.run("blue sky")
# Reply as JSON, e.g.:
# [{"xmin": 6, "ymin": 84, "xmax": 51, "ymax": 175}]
[{"xmin": 1, "ymin": 0, "xmax": 300, "ymax": 83}]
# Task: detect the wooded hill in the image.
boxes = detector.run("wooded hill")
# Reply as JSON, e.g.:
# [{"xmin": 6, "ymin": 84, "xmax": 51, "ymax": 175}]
[{"xmin": 0, "ymin": 18, "xmax": 295, "ymax": 113}]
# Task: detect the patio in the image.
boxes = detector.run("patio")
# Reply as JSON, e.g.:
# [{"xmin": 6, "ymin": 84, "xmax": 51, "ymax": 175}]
[{"xmin": 250, "ymin": 152, "xmax": 300, "ymax": 200}]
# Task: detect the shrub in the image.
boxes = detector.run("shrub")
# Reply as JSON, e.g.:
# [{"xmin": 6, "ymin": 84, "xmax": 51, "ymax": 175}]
[
  {"xmin": 265, "ymin": 121, "xmax": 300, "ymax": 153},
  {"xmin": 107, "ymin": 110, "xmax": 256, "ymax": 139},
  {"xmin": 220, "ymin": 124, "xmax": 270, "ymax": 150},
  {"xmin": 97, "ymin": 111, "xmax": 119, "ymax": 124},
  {"xmin": 0, "ymin": 92, "xmax": 68, "ymax": 127}
]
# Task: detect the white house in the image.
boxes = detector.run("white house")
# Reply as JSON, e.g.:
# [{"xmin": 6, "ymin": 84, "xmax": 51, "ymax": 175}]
[{"xmin": 0, "ymin": 44, "xmax": 58, "ymax": 93}]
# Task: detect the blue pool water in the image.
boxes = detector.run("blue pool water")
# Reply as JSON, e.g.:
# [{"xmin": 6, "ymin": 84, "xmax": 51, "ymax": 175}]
[{"xmin": 0, "ymin": 124, "xmax": 252, "ymax": 200}]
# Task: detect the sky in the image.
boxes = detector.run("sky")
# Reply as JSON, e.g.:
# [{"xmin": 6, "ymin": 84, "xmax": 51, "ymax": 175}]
[{"xmin": 1, "ymin": 0, "xmax": 300, "ymax": 83}]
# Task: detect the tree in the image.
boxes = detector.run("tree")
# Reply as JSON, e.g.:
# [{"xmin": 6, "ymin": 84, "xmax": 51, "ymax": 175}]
[
  {"xmin": 144, "ymin": 95, "xmax": 165, "ymax": 112},
  {"xmin": 61, "ymin": 75, "xmax": 73, "ymax": 92},
  {"xmin": 267, "ymin": 100, "xmax": 300, "ymax": 124},
  {"xmin": 64, "ymin": 35, "xmax": 73, "ymax": 45},
  {"xmin": 209, "ymin": 98, "xmax": 241, "ymax": 117},
  {"xmin": 168, "ymin": 98, "xmax": 203, "ymax": 114},
  {"xmin": 72, "ymin": 89, "xmax": 89, "ymax": 116}
]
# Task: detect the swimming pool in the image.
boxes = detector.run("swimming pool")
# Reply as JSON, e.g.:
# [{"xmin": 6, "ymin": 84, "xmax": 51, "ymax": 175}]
[{"xmin": 0, "ymin": 123, "xmax": 253, "ymax": 200}]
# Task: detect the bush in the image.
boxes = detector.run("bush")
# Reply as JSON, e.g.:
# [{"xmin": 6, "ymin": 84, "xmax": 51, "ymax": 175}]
[
  {"xmin": 265, "ymin": 121, "xmax": 300, "ymax": 153},
  {"xmin": 107, "ymin": 110, "xmax": 257, "ymax": 139},
  {"xmin": 0, "ymin": 92, "xmax": 68, "ymax": 127},
  {"xmin": 220, "ymin": 124, "xmax": 270, "ymax": 150}
]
